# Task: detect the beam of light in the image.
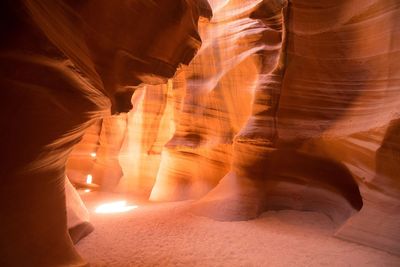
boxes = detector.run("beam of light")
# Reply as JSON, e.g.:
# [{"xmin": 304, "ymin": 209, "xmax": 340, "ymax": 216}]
[
  {"xmin": 84, "ymin": 189, "xmax": 91, "ymax": 193},
  {"xmin": 90, "ymin": 152, "xmax": 97, "ymax": 158},
  {"xmin": 86, "ymin": 174, "xmax": 93, "ymax": 184},
  {"xmin": 95, "ymin": 201, "xmax": 138, "ymax": 214}
]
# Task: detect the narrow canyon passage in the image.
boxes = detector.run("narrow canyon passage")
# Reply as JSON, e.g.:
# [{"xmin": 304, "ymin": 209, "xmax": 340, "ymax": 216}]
[
  {"xmin": 2, "ymin": 0, "xmax": 400, "ymax": 266},
  {"xmin": 66, "ymin": 0, "xmax": 400, "ymax": 259}
]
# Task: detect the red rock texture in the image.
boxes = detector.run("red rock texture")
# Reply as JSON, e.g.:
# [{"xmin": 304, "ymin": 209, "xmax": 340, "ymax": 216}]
[
  {"xmin": 69, "ymin": 0, "xmax": 400, "ymax": 255},
  {"xmin": 0, "ymin": 0, "xmax": 209, "ymax": 266}
]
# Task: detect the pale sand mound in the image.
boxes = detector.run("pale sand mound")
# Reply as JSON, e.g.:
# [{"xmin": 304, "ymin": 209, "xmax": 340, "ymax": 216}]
[{"xmin": 77, "ymin": 193, "xmax": 400, "ymax": 267}]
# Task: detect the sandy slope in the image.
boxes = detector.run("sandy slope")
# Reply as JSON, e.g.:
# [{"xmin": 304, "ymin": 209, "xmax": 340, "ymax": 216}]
[{"xmin": 76, "ymin": 192, "xmax": 400, "ymax": 267}]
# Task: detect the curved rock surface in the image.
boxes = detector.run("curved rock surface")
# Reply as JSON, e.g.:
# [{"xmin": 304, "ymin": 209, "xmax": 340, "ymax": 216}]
[
  {"xmin": 68, "ymin": 0, "xmax": 400, "ymax": 255},
  {"xmin": 1, "ymin": 0, "xmax": 209, "ymax": 266}
]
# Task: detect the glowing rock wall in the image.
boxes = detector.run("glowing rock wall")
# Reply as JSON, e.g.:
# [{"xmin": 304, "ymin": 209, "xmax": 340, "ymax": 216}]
[
  {"xmin": 1, "ymin": 0, "xmax": 210, "ymax": 266},
  {"xmin": 67, "ymin": 0, "xmax": 400, "ymax": 255}
]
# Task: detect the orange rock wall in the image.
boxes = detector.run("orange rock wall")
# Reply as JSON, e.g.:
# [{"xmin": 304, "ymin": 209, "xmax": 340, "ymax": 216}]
[{"xmin": 67, "ymin": 0, "xmax": 400, "ymax": 255}]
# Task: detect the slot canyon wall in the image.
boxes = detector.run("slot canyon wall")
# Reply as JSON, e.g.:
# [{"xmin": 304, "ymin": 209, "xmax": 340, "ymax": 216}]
[
  {"xmin": 1, "ymin": 0, "xmax": 211, "ymax": 266},
  {"xmin": 66, "ymin": 0, "xmax": 400, "ymax": 255}
]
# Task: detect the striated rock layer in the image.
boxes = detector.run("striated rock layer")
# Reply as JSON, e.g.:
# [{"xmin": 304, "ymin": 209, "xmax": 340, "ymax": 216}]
[
  {"xmin": 67, "ymin": 0, "xmax": 400, "ymax": 255},
  {"xmin": 194, "ymin": 0, "xmax": 400, "ymax": 255},
  {"xmin": 1, "ymin": 0, "xmax": 210, "ymax": 266}
]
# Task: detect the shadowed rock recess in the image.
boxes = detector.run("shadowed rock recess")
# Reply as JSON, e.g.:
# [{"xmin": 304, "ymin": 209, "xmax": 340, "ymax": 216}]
[
  {"xmin": 68, "ymin": 0, "xmax": 400, "ymax": 255},
  {"xmin": 0, "ymin": 0, "xmax": 211, "ymax": 266}
]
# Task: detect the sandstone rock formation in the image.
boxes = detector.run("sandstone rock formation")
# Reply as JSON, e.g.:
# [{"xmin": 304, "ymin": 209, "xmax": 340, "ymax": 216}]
[
  {"xmin": 68, "ymin": 0, "xmax": 400, "ymax": 255},
  {"xmin": 0, "ymin": 0, "xmax": 210, "ymax": 266}
]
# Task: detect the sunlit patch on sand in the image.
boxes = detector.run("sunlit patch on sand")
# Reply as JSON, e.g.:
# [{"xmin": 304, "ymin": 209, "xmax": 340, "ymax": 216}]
[{"xmin": 95, "ymin": 201, "xmax": 138, "ymax": 214}]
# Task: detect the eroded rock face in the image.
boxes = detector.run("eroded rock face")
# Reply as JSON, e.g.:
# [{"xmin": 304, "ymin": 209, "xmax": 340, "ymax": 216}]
[
  {"xmin": 194, "ymin": 0, "xmax": 400, "ymax": 255},
  {"xmin": 68, "ymin": 0, "xmax": 400, "ymax": 255},
  {"xmin": 197, "ymin": 0, "xmax": 400, "ymax": 255},
  {"xmin": 0, "ymin": 0, "xmax": 209, "ymax": 266}
]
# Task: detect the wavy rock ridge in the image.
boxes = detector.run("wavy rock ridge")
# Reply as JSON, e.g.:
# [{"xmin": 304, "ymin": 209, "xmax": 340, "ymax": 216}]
[{"xmin": 67, "ymin": 0, "xmax": 400, "ymax": 255}]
